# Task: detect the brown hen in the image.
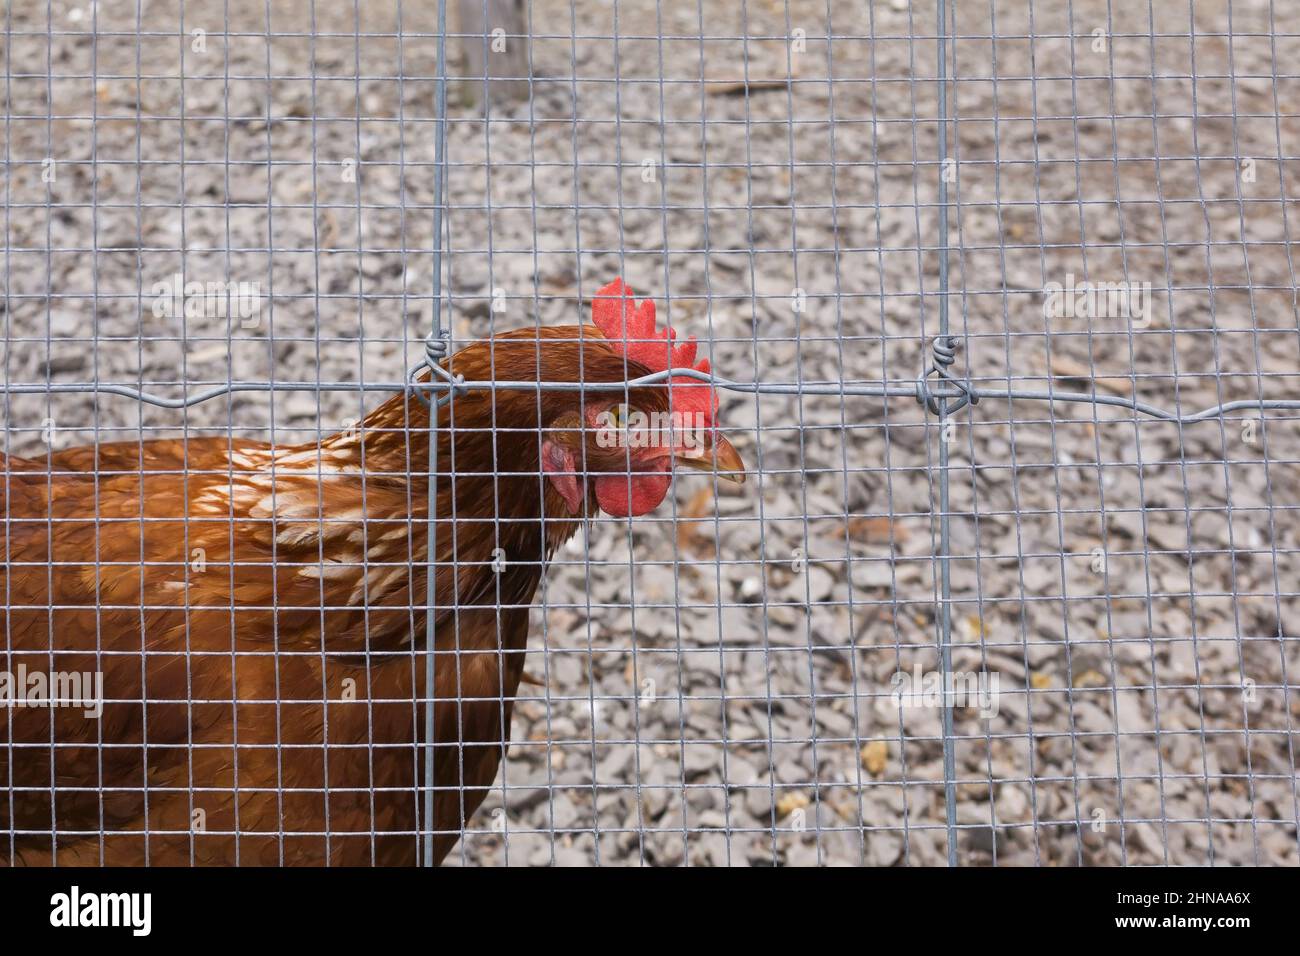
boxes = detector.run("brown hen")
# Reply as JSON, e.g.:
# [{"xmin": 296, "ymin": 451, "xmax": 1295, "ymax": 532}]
[{"xmin": 0, "ymin": 280, "xmax": 743, "ymax": 865}]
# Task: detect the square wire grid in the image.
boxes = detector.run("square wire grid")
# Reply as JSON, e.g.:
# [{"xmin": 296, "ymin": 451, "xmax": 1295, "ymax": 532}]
[{"xmin": 0, "ymin": 0, "xmax": 1297, "ymax": 866}]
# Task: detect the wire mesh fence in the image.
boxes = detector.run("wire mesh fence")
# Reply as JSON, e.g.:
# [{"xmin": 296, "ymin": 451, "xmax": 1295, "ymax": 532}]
[{"xmin": 1, "ymin": 0, "xmax": 1298, "ymax": 866}]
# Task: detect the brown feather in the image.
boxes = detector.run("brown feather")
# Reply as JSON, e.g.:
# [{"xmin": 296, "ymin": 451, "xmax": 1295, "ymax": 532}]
[{"xmin": 0, "ymin": 326, "xmax": 663, "ymax": 865}]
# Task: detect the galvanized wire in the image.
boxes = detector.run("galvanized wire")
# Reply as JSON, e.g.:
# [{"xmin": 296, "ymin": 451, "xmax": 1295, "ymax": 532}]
[
  {"xmin": 421, "ymin": 0, "xmax": 452, "ymax": 870},
  {"xmin": 6, "ymin": 367, "xmax": 1300, "ymax": 424},
  {"xmin": 3, "ymin": 0, "xmax": 1299, "ymax": 867}
]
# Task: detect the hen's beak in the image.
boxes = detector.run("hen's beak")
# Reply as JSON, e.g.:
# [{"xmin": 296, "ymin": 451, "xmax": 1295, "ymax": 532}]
[{"xmin": 673, "ymin": 435, "xmax": 746, "ymax": 485}]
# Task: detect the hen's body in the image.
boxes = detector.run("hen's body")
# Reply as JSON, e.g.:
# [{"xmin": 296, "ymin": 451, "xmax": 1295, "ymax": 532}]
[{"xmin": 0, "ymin": 327, "xmax": 662, "ymax": 865}]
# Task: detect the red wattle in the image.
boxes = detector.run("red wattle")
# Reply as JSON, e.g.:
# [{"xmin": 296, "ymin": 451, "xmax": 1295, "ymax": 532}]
[{"xmin": 594, "ymin": 473, "xmax": 671, "ymax": 517}]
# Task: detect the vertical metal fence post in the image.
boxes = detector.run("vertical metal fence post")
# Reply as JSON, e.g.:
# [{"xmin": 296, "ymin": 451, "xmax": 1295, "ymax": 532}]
[
  {"xmin": 932, "ymin": 0, "xmax": 960, "ymax": 868},
  {"xmin": 422, "ymin": 0, "xmax": 452, "ymax": 868}
]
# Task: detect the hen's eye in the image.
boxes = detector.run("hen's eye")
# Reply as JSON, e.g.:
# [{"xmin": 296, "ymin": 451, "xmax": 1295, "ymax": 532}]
[{"xmin": 609, "ymin": 403, "xmax": 630, "ymax": 428}]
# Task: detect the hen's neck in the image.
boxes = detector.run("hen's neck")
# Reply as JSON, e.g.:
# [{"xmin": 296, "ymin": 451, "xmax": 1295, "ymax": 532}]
[
  {"xmin": 311, "ymin": 388, "xmax": 431, "ymax": 473},
  {"xmin": 311, "ymin": 386, "xmax": 583, "ymax": 559}
]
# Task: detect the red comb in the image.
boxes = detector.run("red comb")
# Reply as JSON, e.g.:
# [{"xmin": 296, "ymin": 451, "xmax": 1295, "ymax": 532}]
[{"xmin": 591, "ymin": 278, "xmax": 717, "ymax": 427}]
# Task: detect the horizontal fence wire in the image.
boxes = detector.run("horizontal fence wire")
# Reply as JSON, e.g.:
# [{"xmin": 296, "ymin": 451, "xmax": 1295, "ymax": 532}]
[
  {"xmin": 2, "ymin": 0, "xmax": 1300, "ymax": 867},
  {"xmin": 7, "ymin": 354, "xmax": 1300, "ymax": 423}
]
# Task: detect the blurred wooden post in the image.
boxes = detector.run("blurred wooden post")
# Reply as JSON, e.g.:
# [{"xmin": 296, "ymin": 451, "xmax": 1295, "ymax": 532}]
[{"xmin": 455, "ymin": 0, "xmax": 530, "ymax": 109}]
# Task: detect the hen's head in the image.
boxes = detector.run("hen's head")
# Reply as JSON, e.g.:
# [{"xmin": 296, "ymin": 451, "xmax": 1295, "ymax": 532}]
[{"xmin": 539, "ymin": 278, "xmax": 745, "ymax": 518}]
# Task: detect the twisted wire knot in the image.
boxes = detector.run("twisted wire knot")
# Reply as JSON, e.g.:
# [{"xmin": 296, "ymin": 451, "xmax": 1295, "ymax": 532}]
[
  {"xmin": 916, "ymin": 335, "xmax": 979, "ymax": 416},
  {"xmin": 408, "ymin": 327, "xmax": 464, "ymax": 409},
  {"xmin": 424, "ymin": 329, "xmax": 449, "ymax": 365},
  {"xmin": 931, "ymin": 336, "xmax": 958, "ymax": 371}
]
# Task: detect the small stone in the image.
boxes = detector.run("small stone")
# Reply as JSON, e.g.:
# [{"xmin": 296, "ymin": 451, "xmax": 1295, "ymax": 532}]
[
  {"xmin": 42, "ymin": 352, "xmax": 85, "ymax": 374},
  {"xmin": 546, "ymin": 793, "xmax": 581, "ymax": 832},
  {"xmin": 744, "ymin": 779, "xmax": 776, "ymax": 820},
  {"xmin": 682, "ymin": 744, "xmax": 718, "ymax": 779},
  {"xmin": 852, "ymin": 560, "xmax": 895, "ymax": 590},
  {"xmin": 50, "ymin": 312, "xmax": 80, "ymax": 337},
  {"xmin": 861, "ymin": 740, "xmax": 889, "ymax": 776},
  {"xmin": 868, "ymin": 830, "xmax": 903, "ymax": 866},
  {"xmin": 775, "ymin": 791, "xmax": 810, "ymax": 820},
  {"xmin": 551, "ymin": 845, "xmax": 588, "ymax": 867}
]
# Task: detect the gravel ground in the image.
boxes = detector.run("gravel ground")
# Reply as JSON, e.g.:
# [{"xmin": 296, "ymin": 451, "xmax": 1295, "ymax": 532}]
[{"xmin": 3, "ymin": 0, "xmax": 1299, "ymax": 865}]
